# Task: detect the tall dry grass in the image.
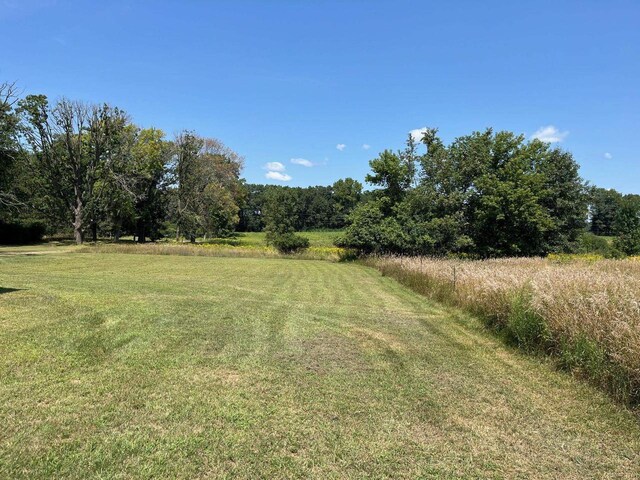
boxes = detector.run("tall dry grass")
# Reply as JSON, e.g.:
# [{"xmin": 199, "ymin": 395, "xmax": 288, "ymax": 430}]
[
  {"xmin": 77, "ymin": 241, "xmax": 349, "ymax": 262},
  {"xmin": 371, "ymin": 255, "xmax": 640, "ymax": 405}
]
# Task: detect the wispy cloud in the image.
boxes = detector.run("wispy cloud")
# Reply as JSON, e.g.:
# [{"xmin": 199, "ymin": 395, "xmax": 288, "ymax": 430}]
[
  {"xmin": 409, "ymin": 127, "xmax": 428, "ymax": 142},
  {"xmin": 336, "ymin": 144, "xmax": 346, "ymax": 151},
  {"xmin": 531, "ymin": 125, "xmax": 569, "ymax": 143},
  {"xmin": 291, "ymin": 158, "xmax": 314, "ymax": 167},
  {"xmin": 362, "ymin": 144, "xmax": 371, "ymax": 150},
  {"xmin": 263, "ymin": 161, "xmax": 285, "ymax": 172},
  {"xmin": 265, "ymin": 171, "xmax": 292, "ymax": 182},
  {"xmin": 604, "ymin": 152, "xmax": 612, "ymax": 159}
]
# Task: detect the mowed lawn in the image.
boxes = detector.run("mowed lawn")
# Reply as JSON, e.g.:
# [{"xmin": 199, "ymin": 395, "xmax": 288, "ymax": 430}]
[{"xmin": 0, "ymin": 252, "xmax": 639, "ymax": 479}]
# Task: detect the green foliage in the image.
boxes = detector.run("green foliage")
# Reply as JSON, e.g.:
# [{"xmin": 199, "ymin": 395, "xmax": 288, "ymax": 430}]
[
  {"xmin": 0, "ymin": 82, "xmax": 22, "ymax": 217},
  {"xmin": 18, "ymin": 95, "xmax": 131, "ymax": 243},
  {"xmin": 331, "ymin": 177, "xmax": 362, "ymax": 227},
  {"xmin": 239, "ymin": 179, "xmax": 362, "ymax": 232},
  {"xmin": 335, "ymin": 199, "xmax": 407, "ymax": 254},
  {"xmin": 0, "ymin": 220, "xmax": 45, "ymax": 244},
  {"xmin": 172, "ymin": 132, "xmax": 244, "ymax": 242},
  {"xmin": 613, "ymin": 194, "xmax": 640, "ymax": 255},
  {"xmin": 268, "ymin": 232, "xmax": 310, "ymax": 253},
  {"xmin": 577, "ymin": 232, "xmax": 623, "ymax": 258},
  {"xmin": 263, "ymin": 187, "xmax": 300, "ymax": 240},
  {"xmin": 589, "ymin": 187, "xmax": 623, "ymax": 236},
  {"xmin": 340, "ymin": 128, "xmax": 588, "ymax": 257}
]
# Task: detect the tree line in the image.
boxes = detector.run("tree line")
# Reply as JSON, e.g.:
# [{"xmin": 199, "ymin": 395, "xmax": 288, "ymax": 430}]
[
  {"xmin": 2, "ymin": 80, "xmax": 638, "ymax": 256},
  {"xmin": 336, "ymin": 129, "xmax": 640, "ymax": 257},
  {"xmin": 238, "ymin": 179, "xmax": 363, "ymax": 232},
  {"xmin": 1, "ymin": 82, "xmax": 248, "ymax": 244},
  {"xmin": 0, "ymin": 81, "xmax": 364, "ymax": 245}
]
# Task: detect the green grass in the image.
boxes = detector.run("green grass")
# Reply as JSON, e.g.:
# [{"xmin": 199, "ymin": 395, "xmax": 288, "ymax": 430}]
[{"xmin": 1, "ymin": 248, "xmax": 639, "ymax": 478}]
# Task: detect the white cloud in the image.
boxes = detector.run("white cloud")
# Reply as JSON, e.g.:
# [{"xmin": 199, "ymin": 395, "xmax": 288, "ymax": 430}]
[
  {"xmin": 409, "ymin": 127, "xmax": 428, "ymax": 142},
  {"xmin": 336, "ymin": 144, "xmax": 346, "ymax": 151},
  {"xmin": 265, "ymin": 171, "xmax": 292, "ymax": 182},
  {"xmin": 604, "ymin": 152, "xmax": 612, "ymax": 159},
  {"xmin": 290, "ymin": 158, "xmax": 314, "ymax": 167},
  {"xmin": 531, "ymin": 125, "xmax": 569, "ymax": 143},
  {"xmin": 263, "ymin": 161, "xmax": 285, "ymax": 172},
  {"xmin": 362, "ymin": 144, "xmax": 371, "ymax": 150}
]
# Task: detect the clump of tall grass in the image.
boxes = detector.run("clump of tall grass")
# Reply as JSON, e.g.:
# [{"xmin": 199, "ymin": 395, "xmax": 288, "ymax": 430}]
[{"xmin": 370, "ymin": 255, "xmax": 640, "ymax": 405}]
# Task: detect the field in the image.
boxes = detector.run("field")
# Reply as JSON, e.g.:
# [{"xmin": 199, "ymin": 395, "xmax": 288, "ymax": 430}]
[
  {"xmin": 1, "ymin": 247, "xmax": 640, "ymax": 478},
  {"xmin": 373, "ymin": 255, "xmax": 640, "ymax": 405},
  {"xmin": 81, "ymin": 230, "xmax": 346, "ymax": 261}
]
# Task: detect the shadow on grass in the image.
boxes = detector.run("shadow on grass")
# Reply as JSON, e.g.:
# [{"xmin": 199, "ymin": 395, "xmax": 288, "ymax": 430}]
[{"xmin": 0, "ymin": 287, "xmax": 23, "ymax": 295}]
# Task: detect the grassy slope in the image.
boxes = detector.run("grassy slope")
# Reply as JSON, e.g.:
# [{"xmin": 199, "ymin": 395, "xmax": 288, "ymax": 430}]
[{"xmin": 0, "ymin": 251, "xmax": 639, "ymax": 479}]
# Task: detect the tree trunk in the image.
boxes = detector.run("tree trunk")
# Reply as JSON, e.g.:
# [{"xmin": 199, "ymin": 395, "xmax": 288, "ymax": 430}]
[
  {"xmin": 91, "ymin": 221, "xmax": 97, "ymax": 243},
  {"xmin": 73, "ymin": 202, "xmax": 84, "ymax": 244},
  {"xmin": 137, "ymin": 221, "xmax": 146, "ymax": 243}
]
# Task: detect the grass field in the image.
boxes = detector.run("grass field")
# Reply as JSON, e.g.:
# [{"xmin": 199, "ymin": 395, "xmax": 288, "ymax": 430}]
[
  {"xmin": 373, "ymin": 255, "xmax": 640, "ymax": 405},
  {"xmin": 202, "ymin": 230, "xmax": 342, "ymax": 248},
  {"xmin": 1, "ymin": 248, "xmax": 640, "ymax": 478}
]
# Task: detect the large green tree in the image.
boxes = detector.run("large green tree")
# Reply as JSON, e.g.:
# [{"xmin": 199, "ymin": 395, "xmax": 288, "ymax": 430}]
[
  {"xmin": 19, "ymin": 95, "xmax": 130, "ymax": 243},
  {"xmin": 0, "ymin": 82, "xmax": 23, "ymax": 217},
  {"xmin": 331, "ymin": 177, "xmax": 362, "ymax": 228},
  {"xmin": 613, "ymin": 194, "xmax": 640, "ymax": 254},
  {"xmin": 339, "ymin": 128, "xmax": 587, "ymax": 257},
  {"xmin": 172, "ymin": 132, "xmax": 243, "ymax": 242},
  {"xmin": 589, "ymin": 187, "xmax": 623, "ymax": 236}
]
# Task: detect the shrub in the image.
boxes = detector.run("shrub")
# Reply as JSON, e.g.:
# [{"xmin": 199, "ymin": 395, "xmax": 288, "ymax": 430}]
[
  {"xmin": 614, "ymin": 231, "xmax": 640, "ymax": 256},
  {"xmin": 577, "ymin": 232, "xmax": 624, "ymax": 258},
  {"xmin": 0, "ymin": 220, "xmax": 46, "ymax": 245},
  {"xmin": 269, "ymin": 233, "xmax": 310, "ymax": 254}
]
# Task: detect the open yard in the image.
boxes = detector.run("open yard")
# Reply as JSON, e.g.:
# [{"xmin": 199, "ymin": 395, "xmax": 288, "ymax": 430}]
[{"xmin": 1, "ymin": 249, "xmax": 639, "ymax": 478}]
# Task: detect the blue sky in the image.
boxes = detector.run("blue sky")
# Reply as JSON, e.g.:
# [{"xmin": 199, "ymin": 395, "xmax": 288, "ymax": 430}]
[{"xmin": 2, "ymin": 0, "xmax": 639, "ymax": 192}]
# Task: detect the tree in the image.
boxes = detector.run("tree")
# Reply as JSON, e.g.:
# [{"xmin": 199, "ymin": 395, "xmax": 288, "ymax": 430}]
[
  {"xmin": 263, "ymin": 187, "xmax": 300, "ymax": 240},
  {"xmin": 129, "ymin": 128, "xmax": 172, "ymax": 242},
  {"xmin": 172, "ymin": 132, "xmax": 243, "ymax": 242},
  {"xmin": 19, "ymin": 95, "xmax": 129, "ymax": 243},
  {"xmin": 331, "ymin": 177, "xmax": 362, "ymax": 228},
  {"xmin": 613, "ymin": 194, "xmax": 640, "ymax": 255},
  {"xmin": 237, "ymin": 183, "xmax": 268, "ymax": 232},
  {"xmin": 339, "ymin": 127, "xmax": 587, "ymax": 257},
  {"xmin": 0, "ymin": 82, "xmax": 23, "ymax": 216},
  {"xmin": 262, "ymin": 186, "xmax": 309, "ymax": 253},
  {"xmin": 589, "ymin": 187, "xmax": 623, "ymax": 236},
  {"xmin": 366, "ymin": 149, "xmax": 413, "ymax": 207}
]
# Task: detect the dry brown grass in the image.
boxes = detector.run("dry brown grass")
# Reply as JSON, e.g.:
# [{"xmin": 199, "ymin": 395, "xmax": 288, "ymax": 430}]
[{"xmin": 371, "ymin": 255, "xmax": 640, "ymax": 405}]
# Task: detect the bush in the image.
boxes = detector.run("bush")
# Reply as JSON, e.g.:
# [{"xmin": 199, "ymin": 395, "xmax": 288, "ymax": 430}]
[
  {"xmin": 614, "ymin": 231, "xmax": 640, "ymax": 256},
  {"xmin": 0, "ymin": 220, "xmax": 46, "ymax": 245},
  {"xmin": 270, "ymin": 233, "xmax": 310, "ymax": 254},
  {"xmin": 577, "ymin": 232, "xmax": 624, "ymax": 258}
]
